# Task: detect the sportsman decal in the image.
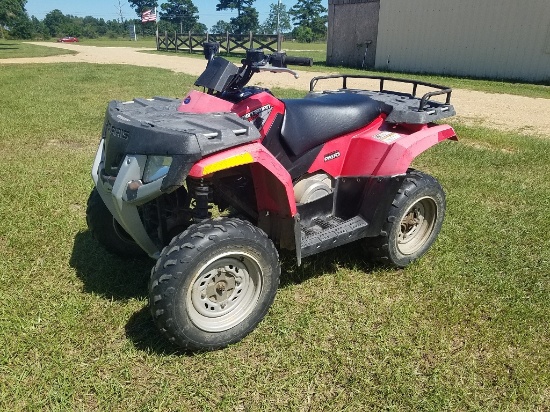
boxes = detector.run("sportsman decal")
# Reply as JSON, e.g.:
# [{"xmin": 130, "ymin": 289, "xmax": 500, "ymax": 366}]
[{"xmin": 241, "ymin": 104, "xmax": 272, "ymax": 129}]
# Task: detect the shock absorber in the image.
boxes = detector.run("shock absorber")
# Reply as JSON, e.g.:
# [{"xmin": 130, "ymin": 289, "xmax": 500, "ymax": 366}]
[{"xmin": 190, "ymin": 178, "xmax": 213, "ymax": 222}]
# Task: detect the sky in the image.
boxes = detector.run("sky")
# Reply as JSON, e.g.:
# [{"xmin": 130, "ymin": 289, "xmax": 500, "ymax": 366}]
[{"xmin": 24, "ymin": 0, "xmax": 305, "ymax": 31}]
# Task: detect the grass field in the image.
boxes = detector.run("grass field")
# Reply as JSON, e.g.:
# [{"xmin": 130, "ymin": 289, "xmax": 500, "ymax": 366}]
[
  {"xmin": 0, "ymin": 63, "xmax": 549, "ymax": 411},
  {"xmin": 0, "ymin": 40, "xmax": 76, "ymax": 58}
]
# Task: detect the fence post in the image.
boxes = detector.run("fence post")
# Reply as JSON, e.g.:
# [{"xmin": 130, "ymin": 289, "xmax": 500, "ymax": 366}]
[
  {"xmin": 165, "ymin": 30, "xmax": 168, "ymax": 50},
  {"xmin": 277, "ymin": 33, "xmax": 282, "ymax": 52},
  {"xmin": 249, "ymin": 31, "xmax": 253, "ymax": 49},
  {"xmin": 206, "ymin": 32, "xmax": 209, "ymax": 43},
  {"xmin": 175, "ymin": 31, "xmax": 178, "ymax": 53},
  {"xmin": 189, "ymin": 31, "xmax": 192, "ymax": 53},
  {"xmin": 226, "ymin": 31, "xmax": 230, "ymax": 55}
]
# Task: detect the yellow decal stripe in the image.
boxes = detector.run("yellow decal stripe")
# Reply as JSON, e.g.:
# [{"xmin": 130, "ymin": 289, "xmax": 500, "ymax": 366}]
[{"xmin": 202, "ymin": 152, "xmax": 254, "ymax": 175}]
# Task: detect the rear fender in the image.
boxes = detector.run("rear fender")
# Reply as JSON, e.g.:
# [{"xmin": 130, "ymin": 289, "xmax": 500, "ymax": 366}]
[
  {"xmin": 188, "ymin": 142, "xmax": 297, "ymax": 217},
  {"xmin": 371, "ymin": 124, "xmax": 457, "ymax": 176}
]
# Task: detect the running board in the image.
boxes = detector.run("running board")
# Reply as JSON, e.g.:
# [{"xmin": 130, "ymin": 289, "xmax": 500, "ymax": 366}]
[{"xmin": 298, "ymin": 215, "xmax": 369, "ymax": 263}]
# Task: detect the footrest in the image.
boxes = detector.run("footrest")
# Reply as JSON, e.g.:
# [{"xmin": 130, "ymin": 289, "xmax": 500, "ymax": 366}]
[{"xmin": 300, "ymin": 215, "xmax": 369, "ymax": 258}]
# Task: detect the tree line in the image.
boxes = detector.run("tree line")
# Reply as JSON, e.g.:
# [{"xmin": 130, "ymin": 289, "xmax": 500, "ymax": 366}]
[{"xmin": 1, "ymin": 0, "xmax": 327, "ymax": 43}]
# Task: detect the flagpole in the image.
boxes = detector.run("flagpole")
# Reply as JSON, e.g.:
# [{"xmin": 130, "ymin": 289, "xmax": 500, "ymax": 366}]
[
  {"xmin": 155, "ymin": 7, "xmax": 159, "ymax": 49},
  {"xmin": 276, "ymin": 0, "xmax": 281, "ymax": 52},
  {"xmin": 276, "ymin": 0, "xmax": 281, "ymax": 35}
]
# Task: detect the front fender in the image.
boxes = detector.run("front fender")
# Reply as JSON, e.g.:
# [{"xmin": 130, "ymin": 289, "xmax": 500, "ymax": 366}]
[
  {"xmin": 188, "ymin": 142, "xmax": 297, "ymax": 217},
  {"xmin": 373, "ymin": 124, "xmax": 457, "ymax": 176}
]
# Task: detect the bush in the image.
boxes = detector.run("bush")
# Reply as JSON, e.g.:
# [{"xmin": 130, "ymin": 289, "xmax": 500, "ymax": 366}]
[{"xmin": 293, "ymin": 26, "xmax": 314, "ymax": 43}]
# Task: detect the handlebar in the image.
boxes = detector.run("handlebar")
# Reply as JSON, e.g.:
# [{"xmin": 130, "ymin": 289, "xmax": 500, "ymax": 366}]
[
  {"xmin": 256, "ymin": 52, "xmax": 312, "ymax": 79},
  {"xmin": 198, "ymin": 43, "xmax": 314, "ymax": 94},
  {"xmin": 284, "ymin": 56, "xmax": 313, "ymax": 67},
  {"xmin": 262, "ymin": 51, "xmax": 313, "ymax": 69}
]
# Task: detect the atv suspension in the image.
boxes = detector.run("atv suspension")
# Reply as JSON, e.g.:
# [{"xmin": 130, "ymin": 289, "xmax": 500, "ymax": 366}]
[
  {"xmin": 138, "ymin": 187, "xmax": 193, "ymax": 247},
  {"xmin": 188, "ymin": 178, "xmax": 213, "ymax": 222}
]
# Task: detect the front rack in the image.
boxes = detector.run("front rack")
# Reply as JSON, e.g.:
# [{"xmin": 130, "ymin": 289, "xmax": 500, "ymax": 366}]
[{"xmin": 309, "ymin": 75, "xmax": 453, "ymax": 112}]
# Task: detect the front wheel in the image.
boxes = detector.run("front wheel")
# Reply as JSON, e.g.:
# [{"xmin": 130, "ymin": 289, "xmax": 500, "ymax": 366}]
[
  {"xmin": 149, "ymin": 218, "xmax": 280, "ymax": 351},
  {"xmin": 364, "ymin": 170, "xmax": 446, "ymax": 268}
]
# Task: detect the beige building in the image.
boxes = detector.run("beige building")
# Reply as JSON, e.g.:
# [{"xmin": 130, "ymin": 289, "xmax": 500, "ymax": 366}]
[{"xmin": 327, "ymin": 0, "xmax": 550, "ymax": 82}]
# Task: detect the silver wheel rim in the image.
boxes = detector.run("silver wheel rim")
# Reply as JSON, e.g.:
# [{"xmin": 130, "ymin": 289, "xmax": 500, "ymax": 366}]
[
  {"xmin": 397, "ymin": 196, "xmax": 437, "ymax": 255},
  {"xmin": 187, "ymin": 251, "xmax": 263, "ymax": 332}
]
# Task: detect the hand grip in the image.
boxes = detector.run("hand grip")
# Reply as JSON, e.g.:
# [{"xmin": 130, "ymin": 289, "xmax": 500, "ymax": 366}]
[{"xmin": 284, "ymin": 56, "xmax": 313, "ymax": 67}]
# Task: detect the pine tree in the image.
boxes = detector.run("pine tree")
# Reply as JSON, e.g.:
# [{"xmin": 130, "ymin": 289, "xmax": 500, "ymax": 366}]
[
  {"xmin": 159, "ymin": 0, "xmax": 199, "ymax": 33},
  {"xmin": 127, "ymin": 0, "xmax": 159, "ymax": 16},
  {"xmin": 260, "ymin": 2, "xmax": 291, "ymax": 35},
  {"xmin": 216, "ymin": 0, "xmax": 255, "ymax": 17},
  {"xmin": 289, "ymin": 0, "xmax": 327, "ymax": 41},
  {"xmin": 216, "ymin": 0, "xmax": 258, "ymax": 34}
]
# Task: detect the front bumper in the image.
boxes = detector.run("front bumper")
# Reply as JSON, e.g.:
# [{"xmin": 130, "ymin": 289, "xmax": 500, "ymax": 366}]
[
  {"xmin": 91, "ymin": 97, "xmax": 264, "ymax": 258},
  {"xmin": 91, "ymin": 140, "xmax": 163, "ymax": 258}
]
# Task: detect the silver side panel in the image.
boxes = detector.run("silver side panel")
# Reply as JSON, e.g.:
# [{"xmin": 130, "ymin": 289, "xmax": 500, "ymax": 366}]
[{"xmin": 92, "ymin": 140, "xmax": 161, "ymax": 259}]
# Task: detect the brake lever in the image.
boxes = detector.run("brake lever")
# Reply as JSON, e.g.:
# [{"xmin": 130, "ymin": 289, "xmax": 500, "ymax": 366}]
[{"xmin": 257, "ymin": 65, "xmax": 299, "ymax": 79}]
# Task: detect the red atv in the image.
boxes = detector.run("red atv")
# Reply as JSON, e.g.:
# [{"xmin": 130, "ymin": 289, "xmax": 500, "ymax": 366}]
[{"xmin": 87, "ymin": 43, "xmax": 457, "ymax": 350}]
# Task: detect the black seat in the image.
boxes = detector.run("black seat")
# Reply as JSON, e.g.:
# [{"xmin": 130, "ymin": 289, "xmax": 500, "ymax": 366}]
[{"xmin": 281, "ymin": 93, "xmax": 383, "ymax": 156}]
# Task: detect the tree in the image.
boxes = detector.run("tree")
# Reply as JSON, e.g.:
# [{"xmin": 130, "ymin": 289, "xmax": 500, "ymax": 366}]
[
  {"xmin": 211, "ymin": 20, "xmax": 233, "ymax": 34},
  {"xmin": 127, "ymin": 0, "xmax": 159, "ymax": 16},
  {"xmin": 0, "ymin": 0, "xmax": 27, "ymax": 38},
  {"xmin": 96, "ymin": 18, "xmax": 108, "ymax": 36},
  {"xmin": 193, "ymin": 22, "xmax": 207, "ymax": 33},
  {"xmin": 9, "ymin": 12, "xmax": 32, "ymax": 39},
  {"xmin": 289, "ymin": 0, "xmax": 327, "ymax": 41},
  {"xmin": 216, "ymin": 0, "xmax": 258, "ymax": 34},
  {"xmin": 43, "ymin": 9, "xmax": 69, "ymax": 37},
  {"xmin": 216, "ymin": 0, "xmax": 255, "ymax": 17},
  {"xmin": 230, "ymin": 6, "xmax": 258, "ymax": 34},
  {"xmin": 159, "ymin": 0, "xmax": 199, "ymax": 33},
  {"xmin": 31, "ymin": 16, "xmax": 49, "ymax": 39},
  {"xmin": 260, "ymin": 2, "xmax": 291, "ymax": 35},
  {"xmin": 82, "ymin": 22, "xmax": 99, "ymax": 39}
]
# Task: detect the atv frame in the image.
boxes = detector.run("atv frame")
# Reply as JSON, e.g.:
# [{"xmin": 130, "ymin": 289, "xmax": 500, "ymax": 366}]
[{"xmin": 87, "ymin": 45, "xmax": 457, "ymax": 350}]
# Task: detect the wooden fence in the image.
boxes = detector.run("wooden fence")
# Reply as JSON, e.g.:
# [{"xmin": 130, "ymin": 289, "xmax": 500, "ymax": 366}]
[{"xmin": 156, "ymin": 32, "xmax": 283, "ymax": 54}]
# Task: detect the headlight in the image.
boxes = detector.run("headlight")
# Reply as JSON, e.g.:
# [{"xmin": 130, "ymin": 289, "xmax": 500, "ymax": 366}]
[{"xmin": 143, "ymin": 156, "xmax": 172, "ymax": 183}]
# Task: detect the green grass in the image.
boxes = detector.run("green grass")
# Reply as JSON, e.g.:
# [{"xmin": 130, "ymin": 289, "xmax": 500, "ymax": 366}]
[
  {"xmin": 0, "ymin": 63, "xmax": 549, "ymax": 411},
  {"xmin": 0, "ymin": 40, "xmax": 76, "ymax": 58}
]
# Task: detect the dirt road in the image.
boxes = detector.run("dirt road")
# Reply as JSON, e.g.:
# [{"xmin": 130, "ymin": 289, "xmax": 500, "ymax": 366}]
[{"xmin": 3, "ymin": 42, "xmax": 549, "ymax": 137}]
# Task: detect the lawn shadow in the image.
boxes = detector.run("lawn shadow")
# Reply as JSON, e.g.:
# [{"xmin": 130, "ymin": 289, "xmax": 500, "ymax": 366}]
[
  {"xmin": 279, "ymin": 241, "xmax": 377, "ymax": 288},
  {"xmin": 71, "ymin": 230, "xmax": 191, "ymax": 354},
  {"xmin": 70, "ymin": 230, "xmax": 376, "ymax": 355},
  {"xmin": 124, "ymin": 305, "xmax": 196, "ymax": 356},
  {"xmin": 70, "ymin": 230, "xmax": 152, "ymax": 301}
]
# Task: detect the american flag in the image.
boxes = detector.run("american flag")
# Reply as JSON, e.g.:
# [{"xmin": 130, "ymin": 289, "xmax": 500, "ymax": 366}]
[{"xmin": 141, "ymin": 8, "xmax": 157, "ymax": 23}]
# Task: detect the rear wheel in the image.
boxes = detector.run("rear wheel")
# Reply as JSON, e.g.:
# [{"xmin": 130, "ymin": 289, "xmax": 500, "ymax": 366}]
[
  {"xmin": 86, "ymin": 189, "xmax": 145, "ymax": 258},
  {"xmin": 364, "ymin": 170, "xmax": 446, "ymax": 268},
  {"xmin": 149, "ymin": 217, "xmax": 280, "ymax": 351}
]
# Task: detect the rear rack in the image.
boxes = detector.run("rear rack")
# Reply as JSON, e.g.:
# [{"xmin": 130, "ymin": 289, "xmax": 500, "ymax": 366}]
[
  {"xmin": 308, "ymin": 74, "xmax": 455, "ymax": 124},
  {"xmin": 309, "ymin": 75, "xmax": 453, "ymax": 111}
]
